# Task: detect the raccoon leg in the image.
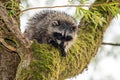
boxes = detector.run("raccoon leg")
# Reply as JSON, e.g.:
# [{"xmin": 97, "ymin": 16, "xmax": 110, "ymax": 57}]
[{"xmin": 59, "ymin": 41, "xmax": 66, "ymax": 57}]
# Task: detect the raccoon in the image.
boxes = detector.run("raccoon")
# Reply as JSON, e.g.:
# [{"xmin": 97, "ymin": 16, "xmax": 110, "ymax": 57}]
[{"xmin": 24, "ymin": 10, "xmax": 78, "ymax": 57}]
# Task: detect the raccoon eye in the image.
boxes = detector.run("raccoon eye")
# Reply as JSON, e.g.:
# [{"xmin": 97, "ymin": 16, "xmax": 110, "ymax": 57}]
[
  {"xmin": 53, "ymin": 32, "xmax": 62, "ymax": 40},
  {"xmin": 71, "ymin": 26, "xmax": 76, "ymax": 31},
  {"xmin": 65, "ymin": 36, "xmax": 73, "ymax": 41}
]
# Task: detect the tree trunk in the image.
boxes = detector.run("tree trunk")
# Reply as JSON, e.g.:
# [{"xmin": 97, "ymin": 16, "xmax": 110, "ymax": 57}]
[
  {"xmin": 0, "ymin": 0, "xmax": 20, "ymax": 80},
  {"xmin": 0, "ymin": 0, "xmax": 120, "ymax": 80}
]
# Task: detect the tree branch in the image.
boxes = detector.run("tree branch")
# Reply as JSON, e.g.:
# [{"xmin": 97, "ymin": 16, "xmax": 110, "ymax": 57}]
[
  {"xmin": 0, "ymin": 0, "xmax": 119, "ymax": 80},
  {"xmin": 0, "ymin": 2, "xmax": 30, "ymax": 48},
  {"xmin": 20, "ymin": 4, "xmax": 90, "ymax": 13},
  {"xmin": 0, "ymin": 38, "xmax": 16, "ymax": 51},
  {"xmin": 20, "ymin": 2, "xmax": 120, "ymax": 14},
  {"xmin": 102, "ymin": 42, "xmax": 120, "ymax": 46}
]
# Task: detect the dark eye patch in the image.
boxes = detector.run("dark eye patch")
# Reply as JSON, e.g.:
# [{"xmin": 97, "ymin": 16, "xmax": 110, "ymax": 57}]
[
  {"xmin": 72, "ymin": 26, "xmax": 76, "ymax": 31},
  {"xmin": 65, "ymin": 36, "xmax": 73, "ymax": 41},
  {"xmin": 53, "ymin": 32, "xmax": 62, "ymax": 40},
  {"xmin": 53, "ymin": 32, "xmax": 73, "ymax": 41}
]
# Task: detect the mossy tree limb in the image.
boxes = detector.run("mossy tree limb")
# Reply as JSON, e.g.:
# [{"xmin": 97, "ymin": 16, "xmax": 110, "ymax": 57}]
[{"xmin": 0, "ymin": 0, "xmax": 120, "ymax": 80}]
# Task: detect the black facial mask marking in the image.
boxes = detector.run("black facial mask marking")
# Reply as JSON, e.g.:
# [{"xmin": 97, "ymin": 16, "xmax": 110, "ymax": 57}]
[
  {"xmin": 53, "ymin": 32, "xmax": 62, "ymax": 40},
  {"xmin": 65, "ymin": 36, "xmax": 73, "ymax": 41},
  {"xmin": 52, "ymin": 32, "xmax": 73, "ymax": 57},
  {"xmin": 53, "ymin": 32, "xmax": 73, "ymax": 41}
]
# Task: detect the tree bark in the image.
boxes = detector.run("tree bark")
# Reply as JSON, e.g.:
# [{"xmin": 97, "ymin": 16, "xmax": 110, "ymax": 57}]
[
  {"xmin": 0, "ymin": 1, "xmax": 20, "ymax": 80},
  {"xmin": 0, "ymin": 0, "xmax": 120, "ymax": 80}
]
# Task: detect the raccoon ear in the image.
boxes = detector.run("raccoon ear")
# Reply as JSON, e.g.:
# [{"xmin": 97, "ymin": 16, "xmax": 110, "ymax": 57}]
[{"xmin": 52, "ymin": 20, "xmax": 60, "ymax": 26}]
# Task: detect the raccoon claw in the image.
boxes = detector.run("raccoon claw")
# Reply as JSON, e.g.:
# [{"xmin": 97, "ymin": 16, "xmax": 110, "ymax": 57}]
[
  {"xmin": 60, "ymin": 47, "xmax": 66, "ymax": 57},
  {"xmin": 61, "ymin": 51, "xmax": 66, "ymax": 57}
]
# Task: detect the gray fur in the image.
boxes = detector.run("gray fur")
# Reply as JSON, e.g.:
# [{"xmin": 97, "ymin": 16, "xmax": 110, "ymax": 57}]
[{"xmin": 24, "ymin": 10, "xmax": 78, "ymax": 56}]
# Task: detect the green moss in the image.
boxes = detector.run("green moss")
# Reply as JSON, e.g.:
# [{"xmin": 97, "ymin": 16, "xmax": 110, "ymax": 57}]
[
  {"xmin": 17, "ymin": 22, "xmax": 104, "ymax": 80},
  {"xmin": 19, "ymin": 41, "xmax": 61, "ymax": 80},
  {"xmin": 16, "ymin": 23, "xmax": 105, "ymax": 80},
  {"xmin": 4, "ymin": 0, "xmax": 20, "ymax": 20},
  {"xmin": 15, "ymin": 0, "xmax": 120, "ymax": 79}
]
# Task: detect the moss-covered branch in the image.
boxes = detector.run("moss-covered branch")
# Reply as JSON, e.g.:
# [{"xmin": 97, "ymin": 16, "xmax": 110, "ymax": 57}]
[
  {"xmin": 17, "ymin": 0, "xmax": 120, "ymax": 80},
  {"xmin": 0, "ymin": 0, "xmax": 120, "ymax": 80}
]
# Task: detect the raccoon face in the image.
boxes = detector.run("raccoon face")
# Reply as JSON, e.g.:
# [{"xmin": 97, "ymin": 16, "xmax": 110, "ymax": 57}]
[{"xmin": 49, "ymin": 20, "xmax": 78, "ymax": 57}]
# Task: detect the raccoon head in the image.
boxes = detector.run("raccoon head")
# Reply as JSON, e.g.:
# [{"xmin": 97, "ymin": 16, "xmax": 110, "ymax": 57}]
[{"xmin": 48, "ymin": 20, "xmax": 78, "ymax": 57}]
